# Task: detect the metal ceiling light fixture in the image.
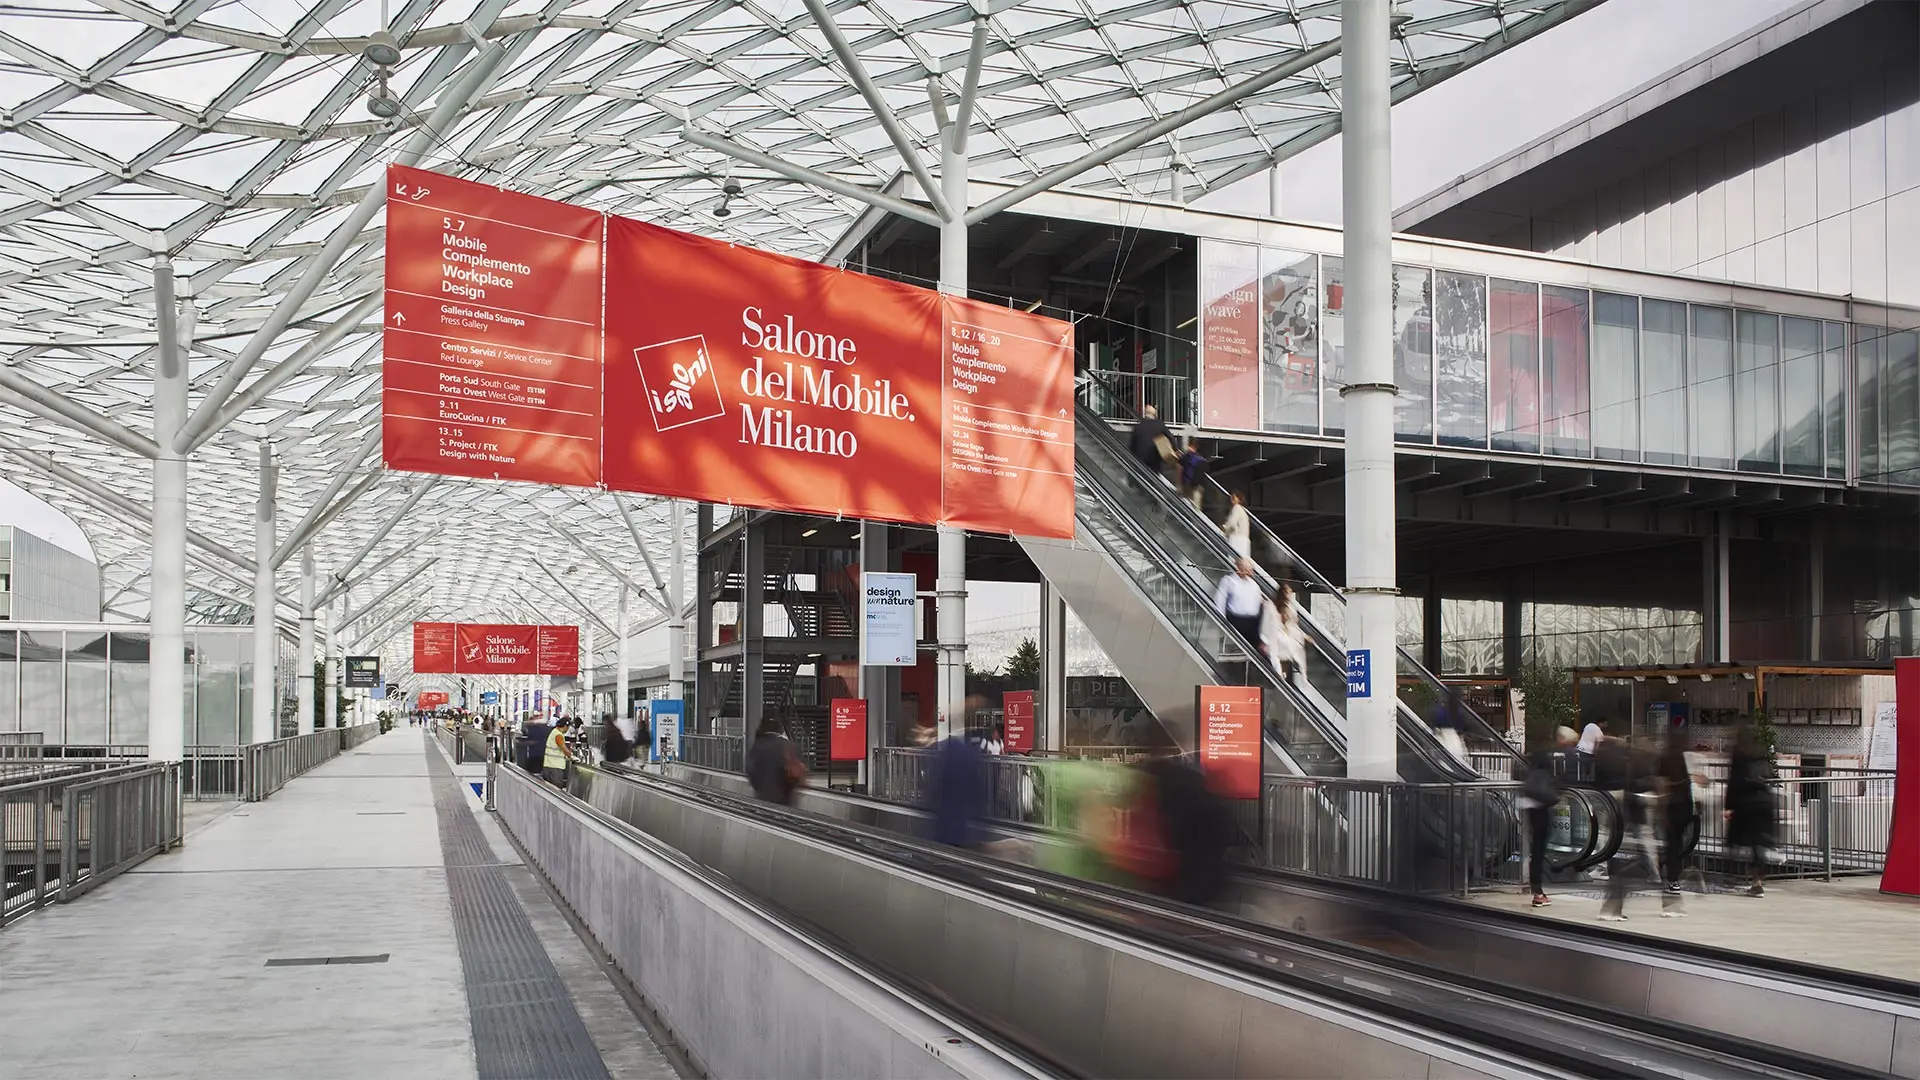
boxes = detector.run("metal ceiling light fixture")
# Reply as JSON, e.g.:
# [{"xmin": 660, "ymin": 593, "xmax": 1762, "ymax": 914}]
[
  {"xmin": 366, "ymin": 72, "xmax": 401, "ymax": 118},
  {"xmin": 364, "ymin": 30, "xmax": 402, "ymax": 68}
]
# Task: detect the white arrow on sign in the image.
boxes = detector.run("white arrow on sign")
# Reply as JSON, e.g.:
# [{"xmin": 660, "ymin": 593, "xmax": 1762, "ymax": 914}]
[{"xmin": 391, "ymin": 311, "xmax": 406, "ymax": 325}]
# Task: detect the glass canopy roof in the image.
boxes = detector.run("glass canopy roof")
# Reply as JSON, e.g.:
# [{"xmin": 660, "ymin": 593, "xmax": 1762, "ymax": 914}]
[{"xmin": 0, "ymin": 0, "xmax": 1597, "ymax": 677}]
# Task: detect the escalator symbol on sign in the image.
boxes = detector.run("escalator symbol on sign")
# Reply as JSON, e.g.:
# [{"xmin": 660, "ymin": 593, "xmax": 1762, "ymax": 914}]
[{"xmin": 1345, "ymin": 650, "xmax": 1371, "ymax": 698}]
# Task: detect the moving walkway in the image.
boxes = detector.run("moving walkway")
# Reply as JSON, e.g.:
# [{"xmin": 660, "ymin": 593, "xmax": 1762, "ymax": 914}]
[{"xmin": 558, "ymin": 760, "xmax": 1900, "ymax": 1079}]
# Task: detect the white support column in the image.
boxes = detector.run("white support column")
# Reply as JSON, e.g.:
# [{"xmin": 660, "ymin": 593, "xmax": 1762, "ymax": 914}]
[
  {"xmin": 298, "ymin": 546, "xmax": 315, "ymax": 734},
  {"xmin": 1039, "ymin": 581, "xmax": 1067, "ymax": 752},
  {"xmin": 149, "ymin": 258, "xmax": 188, "ymax": 763},
  {"xmin": 668, "ymin": 500, "xmax": 686, "ymax": 700},
  {"xmin": 324, "ymin": 595, "xmax": 340, "ymax": 730},
  {"xmin": 1339, "ymin": 0, "xmax": 1399, "ymax": 781},
  {"xmin": 252, "ymin": 441, "xmax": 277, "ymax": 742},
  {"xmin": 615, "ymin": 587, "xmax": 631, "ymax": 726},
  {"xmin": 935, "ymin": 133, "xmax": 970, "ymax": 741},
  {"xmin": 1268, "ymin": 165, "xmax": 1283, "ymax": 219}
]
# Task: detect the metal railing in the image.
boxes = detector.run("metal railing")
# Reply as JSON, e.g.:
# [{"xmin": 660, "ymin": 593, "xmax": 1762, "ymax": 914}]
[
  {"xmin": 3, "ymin": 762, "xmax": 181, "ymax": 927},
  {"xmin": 0, "ymin": 732, "xmax": 45, "ymax": 759},
  {"xmin": 1078, "ymin": 370, "xmax": 1192, "ymax": 426},
  {"xmin": 683, "ymin": 732, "xmax": 743, "ymax": 773},
  {"xmin": 241, "ymin": 728, "xmax": 365, "ymax": 802},
  {"xmin": 1692, "ymin": 773, "xmax": 1896, "ymax": 878}
]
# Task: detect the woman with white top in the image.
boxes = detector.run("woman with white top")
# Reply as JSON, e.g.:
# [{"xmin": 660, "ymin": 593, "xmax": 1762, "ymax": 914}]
[
  {"xmin": 1259, "ymin": 583, "xmax": 1307, "ymax": 684},
  {"xmin": 1221, "ymin": 490, "xmax": 1252, "ymax": 559}
]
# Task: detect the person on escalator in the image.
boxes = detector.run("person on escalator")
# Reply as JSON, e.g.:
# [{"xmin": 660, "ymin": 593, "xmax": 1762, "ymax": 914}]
[
  {"xmin": 1519, "ymin": 726, "xmax": 1575, "ymax": 907},
  {"xmin": 1128, "ymin": 404, "xmax": 1176, "ymax": 480},
  {"xmin": 1259, "ymin": 583, "xmax": 1306, "ymax": 685},
  {"xmin": 1177, "ymin": 440, "xmax": 1209, "ymax": 512},
  {"xmin": 1213, "ymin": 557, "xmax": 1265, "ymax": 670},
  {"xmin": 1220, "ymin": 490, "xmax": 1253, "ymax": 559}
]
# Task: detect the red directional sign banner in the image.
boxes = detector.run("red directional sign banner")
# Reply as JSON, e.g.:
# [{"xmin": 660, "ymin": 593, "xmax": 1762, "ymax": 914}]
[
  {"xmin": 382, "ymin": 164, "xmax": 604, "ymax": 487},
  {"xmin": 417, "ymin": 691, "xmax": 450, "ymax": 709},
  {"xmin": 1196, "ymin": 684, "xmax": 1263, "ymax": 800},
  {"xmin": 536, "ymin": 625, "xmax": 580, "ymax": 676},
  {"xmin": 1002, "ymin": 690, "xmax": 1036, "ymax": 754},
  {"xmin": 829, "ymin": 698, "xmax": 868, "ymax": 763},
  {"xmin": 413, "ymin": 621, "xmax": 457, "ymax": 674}
]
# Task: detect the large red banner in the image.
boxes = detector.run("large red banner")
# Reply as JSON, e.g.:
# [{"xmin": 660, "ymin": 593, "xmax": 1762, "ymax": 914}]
[
  {"xmin": 1002, "ymin": 690, "xmax": 1035, "ymax": 754},
  {"xmin": 1197, "ymin": 684, "xmax": 1263, "ymax": 799},
  {"xmin": 382, "ymin": 165, "xmax": 604, "ymax": 487},
  {"xmin": 379, "ymin": 169, "xmax": 1075, "ymax": 538},
  {"xmin": 413, "ymin": 621, "xmax": 577, "ymax": 675},
  {"xmin": 413, "ymin": 621, "xmax": 457, "ymax": 673},
  {"xmin": 417, "ymin": 691, "xmax": 450, "ymax": 709},
  {"xmin": 829, "ymin": 698, "xmax": 868, "ymax": 762},
  {"xmin": 1199, "ymin": 240, "xmax": 1261, "ymax": 431}
]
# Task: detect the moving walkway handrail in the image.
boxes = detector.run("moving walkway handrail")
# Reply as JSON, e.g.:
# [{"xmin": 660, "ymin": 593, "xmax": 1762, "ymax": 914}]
[
  {"xmin": 587, "ymin": 762, "xmax": 1883, "ymax": 1080},
  {"xmin": 1079, "ymin": 370, "xmax": 1524, "ymax": 776}
]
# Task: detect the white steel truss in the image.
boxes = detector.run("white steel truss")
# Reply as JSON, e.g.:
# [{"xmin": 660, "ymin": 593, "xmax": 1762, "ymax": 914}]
[{"xmin": 0, "ymin": 0, "xmax": 1600, "ymax": 679}]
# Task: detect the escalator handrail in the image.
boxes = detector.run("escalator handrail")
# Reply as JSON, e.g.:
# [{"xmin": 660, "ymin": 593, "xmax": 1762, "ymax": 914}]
[
  {"xmin": 1067, "ymin": 445, "xmax": 1349, "ymax": 767},
  {"xmin": 1073, "ymin": 394, "xmax": 1476, "ymax": 782},
  {"xmin": 1080, "ymin": 370, "xmax": 1523, "ymax": 771}
]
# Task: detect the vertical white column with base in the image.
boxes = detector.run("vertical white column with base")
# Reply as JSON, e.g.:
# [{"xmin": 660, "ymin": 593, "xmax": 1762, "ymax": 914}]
[
  {"xmin": 252, "ymin": 441, "xmax": 277, "ymax": 742},
  {"xmin": 1039, "ymin": 582, "xmax": 1067, "ymax": 752},
  {"xmin": 324, "ymin": 596, "xmax": 339, "ymax": 730},
  {"xmin": 297, "ymin": 547, "xmax": 315, "ymax": 735},
  {"xmin": 615, "ymin": 588, "xmax": 630, "ymax": 729},
  {"xmin": 934, "ymin": 141, "xmax": 969, "ymax": 741},
  {"xmin": 149, "ymin": 258, "xmax": 188, "ymax": 763},
  {"xmin": 1339, "ymin": 0, "xmax": 1400, "ymax": 781}
]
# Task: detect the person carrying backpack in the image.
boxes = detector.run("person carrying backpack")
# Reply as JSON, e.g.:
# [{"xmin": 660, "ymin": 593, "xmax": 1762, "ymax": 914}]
[{"xmin": 1520, "ymin": 727, "xmax": 1576, "ymax": 908}]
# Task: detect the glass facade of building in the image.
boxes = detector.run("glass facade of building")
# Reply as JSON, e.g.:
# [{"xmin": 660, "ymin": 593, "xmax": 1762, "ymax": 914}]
[
  {"xmin": 0, "ymin": 624, "xmax": 297, "ymax": 745},
  {"xmin": 1198, "ymin": 238, "xmax": 1917, "ymax": 486}
]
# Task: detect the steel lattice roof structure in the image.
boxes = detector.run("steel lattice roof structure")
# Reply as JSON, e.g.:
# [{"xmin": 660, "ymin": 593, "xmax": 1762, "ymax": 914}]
[{"xmin": 0, "ymin": 0, "xmax": 1600, "ymax": 678}]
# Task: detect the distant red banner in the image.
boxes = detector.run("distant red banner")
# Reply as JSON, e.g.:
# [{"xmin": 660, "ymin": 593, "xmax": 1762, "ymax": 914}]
[
  {"xmin": 829, "ymin": 698, "xmax": 868, "ymax": 762},
  {"xmin": 382, "ymin": 164, "xmax": 604, "ymax": 487},
  {"xmin": 417, "ymin": 691, "xmax": 450, "ymax": 709},
  {"xmin": 1196, "ymin": 684, "xmax": 1263, "ymax": 799},
  {"xmin": 1002, "ymin": 690, "xmax": 1035, "ymax": 754},
  {"xmin": 413, "ymin": 621, "xmax": 457, "ymax": 673},
  {"xmin": 413, "ymin": 621, "xmax": 577, "ymax": 675}
]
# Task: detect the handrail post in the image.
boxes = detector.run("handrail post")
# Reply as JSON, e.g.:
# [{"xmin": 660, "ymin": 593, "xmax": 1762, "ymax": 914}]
[
  {"xmin": 1820, "ymin": 784, "xmax": 1833, "ymax": 881},
  {"xmin": 484, "ymin": 735, "xmax": 498, "ymax": 812}
]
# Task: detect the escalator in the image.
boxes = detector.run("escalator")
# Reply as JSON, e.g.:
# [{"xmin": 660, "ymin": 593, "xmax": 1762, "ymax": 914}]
[{"xmin": 1025, "ymin": 390, "xmax": 1515, "ymax": 783}]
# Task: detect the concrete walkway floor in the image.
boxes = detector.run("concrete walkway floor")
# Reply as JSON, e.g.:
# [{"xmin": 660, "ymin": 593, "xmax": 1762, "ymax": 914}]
[
  {"xmin": 0, "ymin": 727, "xmax": 683, "ymax": 1080},
  {"xmin": 1465, "ymin": 872, "xmax": 1920, "ymax": 982}
]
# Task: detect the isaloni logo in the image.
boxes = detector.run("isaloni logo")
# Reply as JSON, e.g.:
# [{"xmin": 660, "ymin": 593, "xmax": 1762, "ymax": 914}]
[{"xmin": 635, "ymin": 334, "xmax": 727, "ymax": 433}]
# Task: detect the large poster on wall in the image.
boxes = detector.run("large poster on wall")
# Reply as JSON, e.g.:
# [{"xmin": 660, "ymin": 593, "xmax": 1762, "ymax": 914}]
[
  {"xmin": 379, "ymin": 167, "xmax": 1076, "ymax": 539},
  {"xmin": 1198, "ymin": 240, "xmax": 1261, "ymax": 431},
  {"xmin": 414, "ymin": 621, "xmax": 457, "ymax": 673},
  {"xmin": 382, "ymin": 165, "xmax": 604, "ymax": 486}
]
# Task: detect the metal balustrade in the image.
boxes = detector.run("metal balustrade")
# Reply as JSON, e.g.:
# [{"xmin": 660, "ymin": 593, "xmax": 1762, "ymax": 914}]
[
  {"xmin": 682, "ymin": 733, "xmax": 743, "ymax": 774},
  {"xmin": 3, "ymin": 762, "xmax": 180, "ymax": 927}
]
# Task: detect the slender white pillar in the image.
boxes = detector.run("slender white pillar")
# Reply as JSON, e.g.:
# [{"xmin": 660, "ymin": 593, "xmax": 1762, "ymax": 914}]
[
  {"xmin": 324, "ymin": 595, "xmax": 339, "ymax": 730},
  {"xmin": 668, "ymin": 500, "xmax": 686, "ymax": 698},
  {"xmin": 581, "ymin": 622, "xmax": 596, "ymax": 719},
  {"xmin": 935, "ymin": 139, "xmax": 969, "ymax": 740},
  {"xmin": 1039, "ymin": 582, "xmax": 1067, "ymax": 752},
  {"xmin": 297, "ymin": 546, "xmax": 315, "ymax": 734},
  {"xmin": 252, "ymin": 441, "xmax": 277, "ymax": 742},
  {"xmin": 149, "ymin": 258, "xmax": 188, "ymax": 763},
  {"xmin": 1269, "ymin": 164, "xmax": 1283, "ymax": 219},
  {"xmin": 615, "ymin": 587, "xmax": 630, "ymax": 726},
  {"xmin": 1339, "ymin": 0, "xmax": 1399, "ymax": 781}
]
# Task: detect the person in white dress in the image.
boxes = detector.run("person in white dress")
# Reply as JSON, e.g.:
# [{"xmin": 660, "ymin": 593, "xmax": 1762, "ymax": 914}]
[{"xmin": 1259, "ymin": 583, "xmax": 1307, "ymax": 684}]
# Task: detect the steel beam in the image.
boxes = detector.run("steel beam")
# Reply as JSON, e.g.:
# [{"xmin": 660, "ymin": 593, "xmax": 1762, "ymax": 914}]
[
  {"xmin": 0, "ymin": 437, "xmax": 254, "ymax": 570},
  {"xmin": 273, "ymin": 425, "xmax": 382, "ymax": 567},
  {"xmin": 680, "ymin": 128, "xmax": 942, "ymax": 228},
  {"xmin": 801, "ymin": 0, "xmax": 952, "ymax": 221},
  {"xmin": 0, "ymin": 366, "xmax": 160, "ymax": 459},
  {"xmin": 318, "ymin": 480, "xmax": 435, "ymax": 605},
  {"xmin": 966, "ymin": 36, "xmax": 1342, "ymax": 225},
  {"xmin": 177, "ymin": 43, "xmax": 512, "ymax": 451},
  {"xmin": 186, "ymin": 291, "xmax": 384, "ymax": 451}
]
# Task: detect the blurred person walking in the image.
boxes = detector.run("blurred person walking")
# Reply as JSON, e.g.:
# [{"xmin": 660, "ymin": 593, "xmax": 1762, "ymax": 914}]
[
  {"xmin": 1520, "ymin": 727, "xmax": 1575, "ymax": 907},
  {"xmin": 1213, "ymin": 557, "xmax": 1265, "ymax": 669},
  {"xmin": 1657, "ymin": 734, "xmax": 1700, "ymax": 892},
  {"xmin": 1177, "ymin": 440, "xmax": 1210, "ymax": 513},
  {"xmin": 1727, "ymin": 723, "xmax": 1777, "ymax": 897},
  {"xmin": 1600, "ymin": 742, "xmax": 1683, "ymax": 920},
  {"xmin": 746, "ymin": 715, "xmax": 805, "ymax": 805}
]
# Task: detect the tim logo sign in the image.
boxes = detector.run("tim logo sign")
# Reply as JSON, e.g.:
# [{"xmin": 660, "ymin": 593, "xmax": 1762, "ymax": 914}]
[{"xmin": 635, "ymin": 335, "xmax": 726, "ymax": 432}]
